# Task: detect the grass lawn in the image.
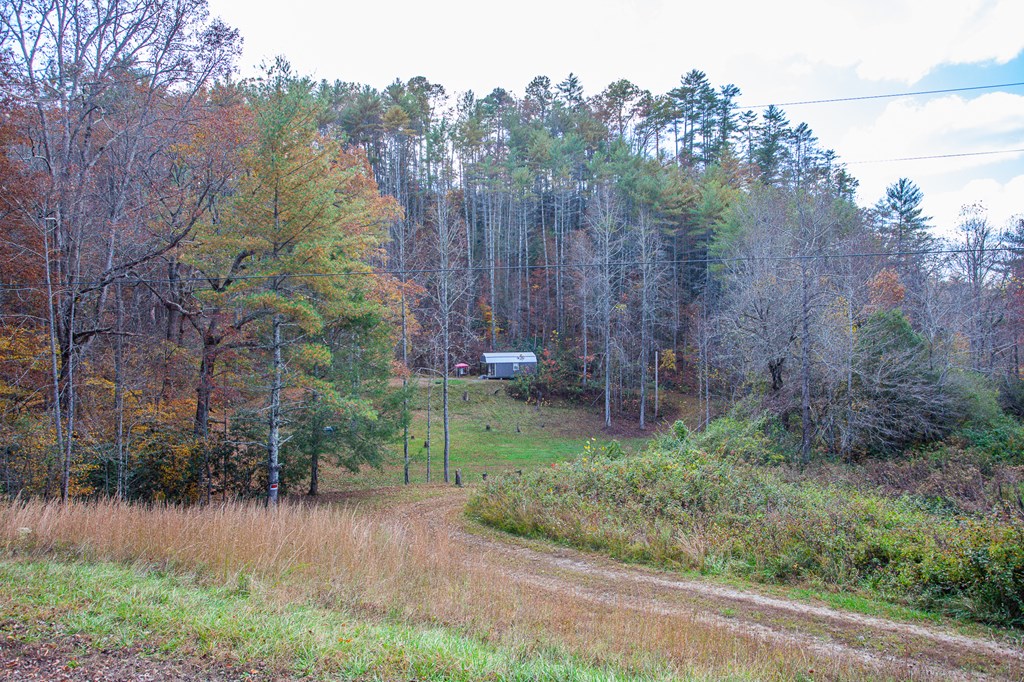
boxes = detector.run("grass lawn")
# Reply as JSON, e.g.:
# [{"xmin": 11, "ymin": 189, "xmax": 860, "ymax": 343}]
[{"xmin": 316, "ymin": 377, "xmax": 660, "ymax": 491}]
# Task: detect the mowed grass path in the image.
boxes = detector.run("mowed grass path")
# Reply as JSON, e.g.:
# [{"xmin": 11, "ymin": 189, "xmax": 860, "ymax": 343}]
[{"xmin": 318, "ymin": 377, "xmax": 649, "ymax": 491}]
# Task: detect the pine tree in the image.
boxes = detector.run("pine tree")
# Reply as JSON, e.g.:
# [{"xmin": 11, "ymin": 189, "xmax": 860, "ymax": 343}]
[
  {"xmin": 753, "ymin": 105, "xmax": 790, "ymax": 184},
  {"xmin": 214, "ymin": 60, "xmax": 399, "ymax": 504},
  {"xmin": 872, "ymin": 177, "xmax": 933, "ymax": 309},
  {"xmin": 874, "ymin": 178, "xmax": 932, "ymax": 256}
]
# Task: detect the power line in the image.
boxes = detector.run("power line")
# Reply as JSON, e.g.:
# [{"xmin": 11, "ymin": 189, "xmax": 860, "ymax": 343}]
[
  {"xmin": 739, "ymin": 81, "xmax": 1024, "ymax": 109},
  {"xmin": 3, "ymin": 246, "xmax": 1022, "ymax": 291},
  {"xmin": 846, "ymin": 148, "xmax": 1024, "ymax": 165},
  {"xmin": 7, "ymin": 75, "xmax": 1022, "ymax": 115}
]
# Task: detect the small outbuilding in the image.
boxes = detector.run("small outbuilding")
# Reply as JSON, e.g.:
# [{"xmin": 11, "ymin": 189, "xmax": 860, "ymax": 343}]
[
  {"xmin": 454, "ymin": 362, "xmax": 470, "ymax": 376},
  {"xmin": 480, "ymin": 352, "xmax": 537, "ymax": 379}
]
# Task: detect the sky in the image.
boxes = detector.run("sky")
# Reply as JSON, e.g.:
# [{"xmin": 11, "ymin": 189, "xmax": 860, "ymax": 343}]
[{"xmin": 207, "ymin": 0, "xmax": 1024, "ymax": 236}]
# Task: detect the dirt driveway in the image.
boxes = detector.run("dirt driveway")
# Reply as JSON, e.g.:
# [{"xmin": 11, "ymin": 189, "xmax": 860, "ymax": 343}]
[{"xmin": 381, "ymin": 487, "xmax": 1024, "ymax": 681}]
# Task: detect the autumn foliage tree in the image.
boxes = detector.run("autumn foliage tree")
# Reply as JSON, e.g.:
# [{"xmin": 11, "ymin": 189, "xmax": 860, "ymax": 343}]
[
  {"xmin": 0, "ymin": 0, "xmax": 241, "ymax": 500},
  {"xmin": 0, "ymin": 4, "xmax": 403, "ymax": 502},
  {"xmin": 190, "ymin": 62, "xmax": 401, "ymax": 503}
]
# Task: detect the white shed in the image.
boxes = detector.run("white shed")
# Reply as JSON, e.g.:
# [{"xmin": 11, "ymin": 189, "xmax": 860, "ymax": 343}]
[{"xmin": 481, "ymin": 352, "xmax": 537, "ymax": 379}]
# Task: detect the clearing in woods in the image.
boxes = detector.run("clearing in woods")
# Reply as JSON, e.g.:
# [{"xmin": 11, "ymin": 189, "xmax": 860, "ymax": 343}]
[
  {"xmin": 3, "ymin": 488, "xmax": 1022, "ymax": 681},
  {"xmin": 316, "ymin": 376, "xmax": 663, "ymax": 491}
]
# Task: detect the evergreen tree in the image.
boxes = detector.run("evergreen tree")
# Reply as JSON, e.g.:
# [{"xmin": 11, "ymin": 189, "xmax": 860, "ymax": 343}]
[
  {"xmin": 556, "ymin": 73, "xmax": 585, "ymax": 110},
  {"xmin": 874, "ymin": 177, "xmax": 932, "ymax": 256},
  {"xmin": 216, "ymin": 60, "xmax": 399, "ymax": 503},
  {"xmin": 753, "ymin": 105, "xmax": 790, "ymax": 184}
]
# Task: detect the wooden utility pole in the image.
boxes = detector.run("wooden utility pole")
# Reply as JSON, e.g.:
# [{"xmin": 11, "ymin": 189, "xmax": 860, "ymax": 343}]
[{"xmin": 654, "ymin": 350, "xmax": 659, "ymax": 421}]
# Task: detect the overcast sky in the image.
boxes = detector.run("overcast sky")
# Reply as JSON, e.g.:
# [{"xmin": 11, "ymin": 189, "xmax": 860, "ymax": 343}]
[{"xmin": 207, "ymin": 0, "xmax": 1024, "ymax": 236}]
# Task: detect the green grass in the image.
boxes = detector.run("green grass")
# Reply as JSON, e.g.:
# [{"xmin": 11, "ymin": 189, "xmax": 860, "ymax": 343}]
[
  {"xmin": 787, "ymin": 588, "xmax": 944, "ymax": 625},
  {"xmin": 0, "ymin": 558, "xmax": 676, "ymax": 681},
  {"xmin": 318, "ymin": 378, "xmax": 649, "ymax": 491}
]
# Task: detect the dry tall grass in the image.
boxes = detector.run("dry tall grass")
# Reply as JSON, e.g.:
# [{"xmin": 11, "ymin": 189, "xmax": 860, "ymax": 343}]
[{"xmin": 0, "ymin": 498, "xmax": 922, "ymax": 680}]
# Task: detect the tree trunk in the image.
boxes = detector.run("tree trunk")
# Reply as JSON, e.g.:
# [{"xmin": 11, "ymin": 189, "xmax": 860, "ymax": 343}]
[
  {"xmin": 654, "ymin": 350, "xmax": 659, "ymax": 421},
  {"xmin": 267, "ymin": 314, "xmax": 283, "ymax": 505},
  {"xmin": 844, "ymin": 281, "xmax": 855, "ymax": 456},
  {"xmin": 43, "ymin": 226, "xmax": 64, "ymax": 501},
  {"xmin": 489, "ymin": 194, "xmax": 498, "ymax": 348},
  {"xmin": 194, "ymin": 313, "xmax": 225, "ymax": 438},
  {"xmin": 639, "ymin": 223, "xmax": 651, "ymax": 430},
  {"xmin": 402, "ymin": 282, "xmax": 410, "ymax": 485},
  {"xmin": 443, "ymin": 368, "xmax": 451, "ymax": 484},
  {"xmin": 60, "ymin": 286, "xmax": 77, "ymax": 504},
  {"xmin": 604, "ymin": 325, "xmax": 612, "ymax": 428},
  {"xmin": 426, "ymin": 377, "xmax": 433, "ymax": 483},
  {"xmin": 114, "ymin": 283, "xmax": 126, "ymax": 499},
  {"xmin": 442, "ymin": 273, "xmax": 452, "ymax": 483},
  {"xmin": 308, "ymin": 450, "xmax": 319, "ymax": 496},
  {"xmin": 800, "ymin": 263, "xmax": 812, "ymax": 466},
  {"xmin": 582, "ymin": 284, "xmax": 589, "ymax": 387}
]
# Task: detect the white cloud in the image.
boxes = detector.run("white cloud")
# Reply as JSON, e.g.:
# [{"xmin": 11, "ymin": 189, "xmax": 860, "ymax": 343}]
[
  {"xmin": 841, "ymin": 92, "xmax": 1024, "ymax": 172},
  {"xmin": 928, "ymin": 175, "xmax": 1024, "ymax": 237},
  {"xmin": 831, "ymin": 0, "xmax": 1024, "ymax": 82},
  {"xmin": 871, "ymin": 92, "xmax": 1022, "ymax": 138},
  {"xmin": 833, "ymin": 92, "xmax": 1024, "ymax": 229},
  {"xmin": 753, "ymin": 0, "xmax": 1020, "ymax": 83},
  {"xmin": 209, "ymin": 0, "xmax": 1024, "ymax": 92}
]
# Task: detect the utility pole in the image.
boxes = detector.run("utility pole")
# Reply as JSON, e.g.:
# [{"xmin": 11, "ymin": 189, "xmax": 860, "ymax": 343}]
[{"xmin": 654, "ymin": 350, "xmax": 659, "ymax": 421}]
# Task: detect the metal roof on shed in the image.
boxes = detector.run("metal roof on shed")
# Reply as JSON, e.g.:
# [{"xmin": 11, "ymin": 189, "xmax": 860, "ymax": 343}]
[{"xmin": 481, "ymin": 352, "xmax": 537, "ymax": 364}]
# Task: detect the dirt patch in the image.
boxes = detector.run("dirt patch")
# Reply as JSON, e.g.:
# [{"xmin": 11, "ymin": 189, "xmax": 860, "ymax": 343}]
[
  {"xmin": 292, "ymin": 483, "xmax": 452, "ymax": 510},
  {"xmin": 0, "ymin": 632, "xmax": 275, "ymax": 681}
]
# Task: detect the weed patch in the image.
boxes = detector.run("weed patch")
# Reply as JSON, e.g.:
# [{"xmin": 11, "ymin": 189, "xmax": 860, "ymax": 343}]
[{"xmin": 469, "ymin": 446, "xmax": 1024, "ymax": 628}]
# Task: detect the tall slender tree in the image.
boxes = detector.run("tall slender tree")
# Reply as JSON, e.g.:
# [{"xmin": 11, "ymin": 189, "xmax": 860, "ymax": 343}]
[{"xmin": 212, "ymin": 62, "xmax": 398, "ymax": 503}]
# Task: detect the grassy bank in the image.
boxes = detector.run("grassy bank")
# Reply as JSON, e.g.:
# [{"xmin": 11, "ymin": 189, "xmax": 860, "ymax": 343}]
[
  {"xmin": 0, "ymin": 559, "xmax": 659, "ymax": 681},
  {"xmin": 467, "ymin": 441, "xmax": 1024, "ymax": 628},
  {"xmin": 0, "ymin": 497, "xmax": 895, "ymax": 681}
]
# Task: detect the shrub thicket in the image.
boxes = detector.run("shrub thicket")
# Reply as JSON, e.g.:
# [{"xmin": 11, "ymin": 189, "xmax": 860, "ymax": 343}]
[
  {"xmin": 469, "ymin": 431, "xmax": 1024, "ymax": 627},
  {"xmin": 952, "ymin": 416, "xmax": 1024, "ymax": 465},
  {"xmin": 998, "ymin": 377, "xmax": 1024, "ymax": 419}
]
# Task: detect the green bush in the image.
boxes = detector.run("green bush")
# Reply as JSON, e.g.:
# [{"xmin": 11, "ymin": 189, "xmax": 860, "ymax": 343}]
[
  {"xmin": 998, "ymin": 377, "xmax": 1024, "ymax": 418},
  {"xmin": 686, "ymin": 414, "xmax": 789, "ymax": 465},
  {"xmin": 954, "ymin": 415, "xmax": 1024, "ymax": 464},
  {"xmin": 946, "ymin": 370, "xmax": 1004, "ymax": 428},
  {"xmin": 506, "ymin": 372, "xmax": 536, "ymax": 402}
]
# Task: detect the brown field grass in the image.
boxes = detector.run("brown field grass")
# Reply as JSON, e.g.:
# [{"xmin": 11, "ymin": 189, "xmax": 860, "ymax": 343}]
[{"xmin": 0, "ymin": 497, "xmax": 936, "ymax": 680}]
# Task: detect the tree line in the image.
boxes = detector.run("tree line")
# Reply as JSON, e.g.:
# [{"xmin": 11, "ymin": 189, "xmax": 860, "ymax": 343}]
[
  {"xmin": 2, "ymin": 0, "xmax": 1022, "ymax": 502},
  {"xmin": 325, "ymin": 66, "xmax": 1024, "ymax": 458},
  {"xmin": 0, "ymin": 2, "xmax": 402, "ymax": 501}
]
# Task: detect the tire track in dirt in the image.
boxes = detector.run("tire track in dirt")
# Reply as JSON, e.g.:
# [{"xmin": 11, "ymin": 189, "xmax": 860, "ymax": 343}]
[{"xmin": 386, "ymin": 489, "xmax": 1024, "ymax": 681}]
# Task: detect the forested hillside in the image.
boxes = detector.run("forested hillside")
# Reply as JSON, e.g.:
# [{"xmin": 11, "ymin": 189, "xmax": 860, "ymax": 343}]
[{"xmin": 2, "ymin": 0, "xmax": 1022, "ymax": 502}]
